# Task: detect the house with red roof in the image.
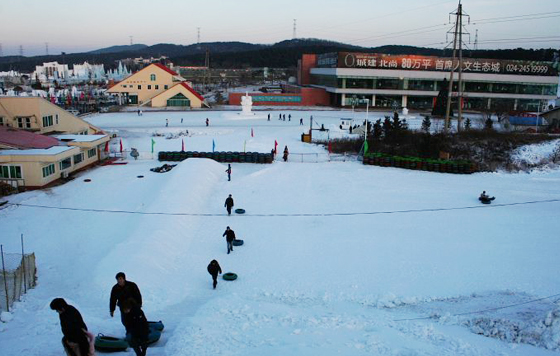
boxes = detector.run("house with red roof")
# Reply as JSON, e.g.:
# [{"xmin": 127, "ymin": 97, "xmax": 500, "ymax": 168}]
[
  {"xmin": 107, "ymin": 63, "xmax": 206, "ymax": 108},
  {"xmin": 0, "ymin": 97, "xmax": 110, "ymax": 191}
]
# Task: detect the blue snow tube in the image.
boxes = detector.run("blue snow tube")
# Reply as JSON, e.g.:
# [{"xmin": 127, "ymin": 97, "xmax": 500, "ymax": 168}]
[
  {"xmin": 148, "ymin": 320, "xmax": 165, "ymax": 332},
  {"xmin": 235, "ymin": 208, "xmax": 245, "ymax": 214},
  {"xmin": 232, "ymin": 239, "xmax": 244, "ymax": 246},
  {"xmin": 223, "ymin": 272, "xmax": 238, "ymax": 281},
  {"xmin": 94, "ymin": 334, "xmax": 128, "ymax": 352},
  {"xmin": 126, "ymin": 328, "xmax": 162, "ymax": 346}
]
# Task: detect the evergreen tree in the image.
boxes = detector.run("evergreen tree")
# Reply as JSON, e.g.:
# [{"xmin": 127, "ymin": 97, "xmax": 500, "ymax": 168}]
[
  {"xmin": 382, "ymin": 116, "xmax": 392, "ymax": 138},
  {"xmin": 485, "ymin": 117, "xmax": 494, "ymax": 130},
  {"xmin": 464, "ymin": 117, "xmax": 471, "ymax": 130},
  {"xmin": 421, "ymin": 115, "xmax": 432, "ymax": 133},
  {"xmin": 432, "ymin": 78, "xmax": 453, "ymax": 117},
  {"xmin": 373, "ymin": 119, "xmax": 383, "ymax": 140}
]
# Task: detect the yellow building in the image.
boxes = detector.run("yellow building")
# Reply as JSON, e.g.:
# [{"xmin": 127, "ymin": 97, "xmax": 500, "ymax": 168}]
[
  {"xmin": 0, "ymin": 96, "xmax": 104, "ymax": 135},
  {"xmin": 107, "ymin": 63, "xmax": 205, "ymax": 108},
  {"xmin": 0, "ymin": 97, "xmax": 109, "ymax": 190}
]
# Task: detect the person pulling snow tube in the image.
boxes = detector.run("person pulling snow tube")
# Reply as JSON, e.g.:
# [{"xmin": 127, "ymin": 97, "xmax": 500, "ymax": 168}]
[
  {"xmin": 223, "ymin": 272, "xmax": 238, "ymax": 281},
  {"xmin": 94, "ymin": 334, "xmax": 129, "ymax": 352}
]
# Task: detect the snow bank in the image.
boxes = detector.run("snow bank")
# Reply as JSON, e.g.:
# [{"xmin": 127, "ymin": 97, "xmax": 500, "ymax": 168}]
[
  {"xmin": 93, "ymin": 158, "xmax": 225, "ymax": 311},
  {"xmin": 511, "ymin": 139, "xmax": 560, "ymax": 167}
]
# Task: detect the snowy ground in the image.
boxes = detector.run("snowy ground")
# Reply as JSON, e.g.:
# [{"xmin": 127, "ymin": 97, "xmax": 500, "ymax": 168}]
[{"xmin": 1, "ymin": 109, "xmax": 560, "ymax": 355}]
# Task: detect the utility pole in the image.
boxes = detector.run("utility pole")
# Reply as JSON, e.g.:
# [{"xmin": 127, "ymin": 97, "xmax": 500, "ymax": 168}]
[
  {"xmin": 204, "ymin": 49, "xmax": 210, "ymax": 86},
  {"xmin": 293, "ymin": 19, "xmax": 297, "ymax": 39},
  {"xmin": 473, "ymin": 29, "xmax": 478, "ymax": 50},
  {"xmin": 444, "ymin": 1, "xmax": 469, "ymax": 133},
  {"xmin": 45, "ymin": 42, "xmax": 49, "ymax": 56}
]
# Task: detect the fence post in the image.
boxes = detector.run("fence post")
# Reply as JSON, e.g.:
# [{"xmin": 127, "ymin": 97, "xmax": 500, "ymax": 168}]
[
  {"xmin": 21, "ymin": 234, "xmax": 26, "ymax": 294},
  {"xmin": 1, "ymin": 245, "xmax": 9, "ymax": 312}
]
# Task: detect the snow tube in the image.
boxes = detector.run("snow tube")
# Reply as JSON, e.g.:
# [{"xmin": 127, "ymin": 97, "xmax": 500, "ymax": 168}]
[
  {"xmin": 94, "ymin": 334, "xmax": 128, "ymax": 352},
  {"xmin": 148, "ymin": 320, "xmax": 165, "ymax": 332},
  {"xmin": 235, "ymin": 208, "xmax": 246, "ymax": 214},
  {"xmin": 223, "ymin": 272, "xmax": 238, "ymax": 281},
  {"xmin": 232, "ymin": 239, "xmax": 244, "ymax": 246},
  {"xmin": 479, "ymin": 196, "xmax": 495, "ymax": 204},
  {"xmin": 126, "ymin": 328, "xmax": 162, "ymax": 346}
]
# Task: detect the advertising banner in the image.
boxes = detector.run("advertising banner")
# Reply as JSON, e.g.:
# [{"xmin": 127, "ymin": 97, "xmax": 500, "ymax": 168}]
[{"xmin": 317, "ymin": 52, "xmax": 558, "ymax": 77}]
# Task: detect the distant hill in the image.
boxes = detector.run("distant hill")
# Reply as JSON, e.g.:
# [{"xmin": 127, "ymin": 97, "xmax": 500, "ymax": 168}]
[
  {"xmin": 0, "ymin": 38, "xmax": 557, "ymax": 72},
  {"xmin": 88, "ymin": 44, "xmax": 148, "ymax": 54}
]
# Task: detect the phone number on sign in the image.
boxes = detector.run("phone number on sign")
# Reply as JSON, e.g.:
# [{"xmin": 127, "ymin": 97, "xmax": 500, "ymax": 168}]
[{"xmin": 505, "ymin": 64, "xmax": 549, "ymax": 74}]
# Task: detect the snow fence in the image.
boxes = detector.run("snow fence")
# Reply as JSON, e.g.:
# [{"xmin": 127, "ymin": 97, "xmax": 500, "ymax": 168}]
[{"xmin": 0, "ymin": 252, "xmax": 36, "ymax": 312}]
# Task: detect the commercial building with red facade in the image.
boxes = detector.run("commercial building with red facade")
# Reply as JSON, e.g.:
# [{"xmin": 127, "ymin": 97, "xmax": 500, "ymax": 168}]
[{"xmin": 298, "ymin": 52, "xmax": 559, "ymax": 111}]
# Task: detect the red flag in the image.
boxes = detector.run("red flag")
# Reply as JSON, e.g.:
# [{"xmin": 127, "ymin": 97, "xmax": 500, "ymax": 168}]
[
  {"xmin": 181, "ymin": 139, "xmax": 185, "ymax": 152},
  {"xmin": 104, "ymin": 141, "xmax": 109, "ymax": 152},
  {"xmin": 251, "ymin": 128, "xmax": 254, "ymax": 137},
  {"xmin": 274, "ymin": 140, "xmax": 278, "ymax": 155},
  {"xmin": 120, "ymin": 139, "xmax": 123, "ymax": 153},
  {"xmin": 328, "ymin": 141, "xmax": 332, "ymax": 154}
]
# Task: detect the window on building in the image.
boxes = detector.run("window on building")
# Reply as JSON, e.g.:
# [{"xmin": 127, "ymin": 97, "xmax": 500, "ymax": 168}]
[
  {"xmin": 55, "ymin": 114, "xmax": 59, "ymax": 124},
  {"xmin": 59, "ymin": 157, "xmax": 72, "ymax": 170},
  {"xmin": 122, "ymin": 84, "xmax": 127, "ymax": 88},
  {"xmin": 138, "ymin": 85, "xmax": 142, "ymax": 90},
  {"xmin": 164, "ymin": 85, "xmax": 168, "ymax": 90},
  {"xmin": 87, "ymin": 148, "xmax": 96, "ymax": 158},
  {"xmin": 155, "ymin": 85, "xmax": 159, "ymax": 90},
  {"xmin": 150, "ymin": 74, "xmax": 156, "ymax": 81},
  {"xmin": 42, "ymin": 115, "xmax": 54, "ymax": 127},
  {"xmin": 166, "ymin": 93, "xmax": 191, "ymax": 107},
  {"xmin": 42, "ymin": 164, "xmax": 55, "ymax": 178},
  {"xmin": 0, "ymin": 117, "xmax": 4, "ymax": 126},
  {"xmin": 74, "ymin": 153, "xmax": 84, "ymax": 164},
  {"xmin": 0, "ymin": 165, "xmax": 22, "ymax": 179},
  {"xmin": 148, "ymin": 85, "xmax": 152, "ymax": 90},
  {"xmin": 16, "ymin": 117, "xmax": 31, "ymax": 129}
]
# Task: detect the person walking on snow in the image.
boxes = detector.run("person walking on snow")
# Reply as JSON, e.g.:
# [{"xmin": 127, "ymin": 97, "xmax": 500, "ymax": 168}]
[
  {"xmin": 225, "ymin": 164, "xmax": 232, "ymax": 181},
  {"xmin": 300, "ymin": 118, "xmax": 304, "ymax": 125},
  {"xmin": 206, "ymin": 118, "xmax": 209, "ymax": 126},
  {"xmin": 121, "ymin": 299, "xmax": 149, "ymax": 356},
  {"xmin": 207, "ymin": 260, "xmax": 222, "ymax": 289},
  {"xmin": 165, "ymin": 119, "xmax": 168, "ymax": 127},
  {"xmin": 224, "ymin": 194, "xmax": 234, "ymax": 215},
  {"xmin": 267, "ymin": 113, "xmax": 270, "ymax": 121},
  {"xmin": 223, "ymin": 226, "xmax": 236, "ymax": 254},
  {"xmin": 50, "ymin": 298, "xmax": 95, "ymax": 356},
  {"xmin": 288, "ymin": 114, "xmax": 291, "ymax": 121},
  {"xmin": 283, "ymin": 146, "xmax": 289, "ymax": 162},
  {"xmin": 110, "ymin": 272, "xmax": 142, "ymax": 332}
]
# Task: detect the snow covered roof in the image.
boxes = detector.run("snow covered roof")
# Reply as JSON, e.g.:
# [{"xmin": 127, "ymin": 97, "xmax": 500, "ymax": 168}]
[
  {"xmin": 54, "ymin": 134, "xmax": 107, "ymax": 142},
  {"xmin": 179, "ymin": 82, "xmax": 205, "ymax": 102},
  {"xmin": 153, "ymin": 63, "xmax": 178, "ymax": 76},
  {"xmin": 0, "ymin": 146, "xmax": 75, "ymax": 156},
  {"xmin": 0, "ymin": 126, "xmax": 59, "ymax": 149}
]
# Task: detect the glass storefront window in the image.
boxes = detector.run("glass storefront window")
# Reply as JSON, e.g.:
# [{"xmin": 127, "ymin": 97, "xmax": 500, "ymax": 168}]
[
  {"xmin": 464, "ymin": 82, "xmax": 490, "ymax": 93},
  {"xmin": 375, "ymin": 95, "xmax": 402, "ymax": 108},
  {"xmin": 346, "ymin": 78, "xmax": 373, "ymax": 89},
  {"xmin": 408, "ymin": 80, "xmax": 435, "ymax": 91},
  {"xmin": 407, "ymin": 96, "xmax": 434, "ymax": 110},
  {"xmin": 492, "ymin": 83, "xmax": 517, "ymax": 94},
  {"xmin": 377, "ymin": 79, "xmax": 402, "ymax": 90}
]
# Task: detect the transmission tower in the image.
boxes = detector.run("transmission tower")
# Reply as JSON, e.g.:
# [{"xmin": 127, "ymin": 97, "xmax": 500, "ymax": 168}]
[
  {"xmin": 197, "ymin": 27, "xmax": 201, "ymax": 44},
  {"xmin": 444, "ymin": 1, "xmax": 470, "ymax": 133},
  {"xmin": 204, "ymin": 49, "xmax": 210, "ymax": 86},
  {"xmin": 293, "ymin": 19, "xmax": 297, "ymax": 39},
  {"xmin": 473, "ymin": 29, "xmax": 479, "ymax": 50},
  {"xmin": 19, "ymin": 45, "xmax": 23, "ymax": 57},
  {"xmin": 45, "ymin": 42, "xmax": 49, "ymax": 55},
  {"xmin": 0, "ymin": 44, "xmax": 3, "ymax": 57},
  {"xmin": 129, "ymin": 36, "xmax": 133, "ymax": 45}
]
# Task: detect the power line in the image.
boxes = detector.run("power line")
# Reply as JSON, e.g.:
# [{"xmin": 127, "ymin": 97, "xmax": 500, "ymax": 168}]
[
  {"xmin": 473, "ymin": 11, "xmax": 560, "ymax": 23},
  {"xmin": 5, "ymin": 199, "xmax": 560, "ymax": 218},
  {"xmin": 393, "ymin": 293, "xmax": 560, "ymax": 322}
]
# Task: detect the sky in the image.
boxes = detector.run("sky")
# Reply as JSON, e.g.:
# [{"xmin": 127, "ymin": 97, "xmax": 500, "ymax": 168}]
[{"xmin": 0, "ymin": 0, "xmax": 559, "ymax": 56}]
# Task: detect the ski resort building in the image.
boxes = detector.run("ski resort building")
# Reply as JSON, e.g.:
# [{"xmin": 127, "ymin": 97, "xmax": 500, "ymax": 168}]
[
  {"xmin": 298, "ymin": 52, "xmax": 559, "ymax": 112},
  {"xmin": 0, "ymin": 97, "xmax": 109, "ymax": 190},
  {"xmin": 107, "ymin": 63, "xmax": 205, "ymax": 108}
]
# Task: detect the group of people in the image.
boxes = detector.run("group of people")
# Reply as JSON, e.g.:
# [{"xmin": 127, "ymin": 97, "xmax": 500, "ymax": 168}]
[
  {"xmin": 51, "ymin": 272, "xmax": 149, "ymax": 356},
  {"xmin": 266, "ymin": 112, "xmax": 305, "ymax": 126}
]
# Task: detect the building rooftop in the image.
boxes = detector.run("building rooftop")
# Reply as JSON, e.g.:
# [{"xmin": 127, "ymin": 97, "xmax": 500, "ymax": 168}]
[
  {"xmin": 0, "ymin": 146, "xmax": 76, "ymax": 156},
  {"xmin": 0, "ymin": 126, "xmax": 60, "ymax": 149},
  {"xmin": 54, "ymin": 134, "xmax": 107, "ymax": 142}
]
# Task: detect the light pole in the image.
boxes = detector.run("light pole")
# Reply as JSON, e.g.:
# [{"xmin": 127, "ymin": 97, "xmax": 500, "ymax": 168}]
[{"xmin": 365, "ymin": 98, "xmax": 369, "ymax": 142}]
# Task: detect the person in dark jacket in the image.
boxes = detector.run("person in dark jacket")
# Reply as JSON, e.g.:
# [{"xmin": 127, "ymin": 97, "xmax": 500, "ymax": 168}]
[
  {"xmin": 121, "ymin": 298, "xmax": 149, "ymax": 356},
  {"xmin": 225, "ymin": 164, "xmax": 232, "ymax": 181},
  {"xmin": 110, "ymin": 272, "xmax": 142, "ymax": 332},
  {"xmin": 50, "ymin": 298, "xmax": 94, "ymax": 356},
  {"xmin": 283, "ymin": 146, "xmax": 289, "ymax": 162},
  {"xmin": 224, "ymin": 194, "xmax": 234, "ymax": 215},
  {"xmin": 207, "ymin": 260, "xmax": 222, "ymax": 289},
  {"xmin": 223, "ymin": 226, "xmax": 236, "ymax": 254}
]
